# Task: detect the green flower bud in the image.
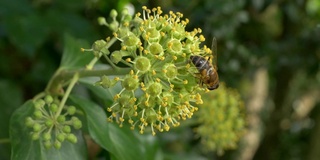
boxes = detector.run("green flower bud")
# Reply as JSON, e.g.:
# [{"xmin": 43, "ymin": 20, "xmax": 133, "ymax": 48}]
[
  {"xmin": 134, "ymin": 57, "xmax": 151, "ymax": 72},
  {"xmin": 54, "ymin": 140, "xmax": 61, "ymax": 149},
  {"xmin": 45, "ymin": 119, "xmax": 53, "ymax": 127},
  {"xmin": 57, "ymin": 133, "xmax": 65, "ymax": 142},
  {"xmin": 57, "ymin": 115, "xmax": 66, "ymax": 123},
  {"xmin": 32, "ymin": 132, "xmax": 40, "ymax": 140},
  {"xmin": 25, "ymin": 117, "xmax": 34, "ymax": 127},
  {"xmin": 66, "ymin": 134, "xmax": 77, "ymax": 144},
  {"xmin": 43, "ymin": 132, "xmax": 51, "ymax": 141},
  {"xmin": 34, "ymin": 99, "xmax": 45, "ymax": 109},
  {"xmin": 123, "ymin": 15, "xmax": 132, "ymax": 23},
  {"xmin": 63, "ymin": 126, "xmax": 71, "ymax": 133},
  {"xmin": 49, "ymin": 103, "xmax": 58, "ymax": 113},
  {"xmin": 110, "ymin": 9, "xmax": 118, "ymax": 18},
  {"xmin": 44, "ymin": 95, "xmax": 53, "ymax": 104},
  {"xmin": 67, "ymin": 106, "xmax": 76, "ymax": 115},
  {"xmin": 109, "ymin": 21, "xmax": 119, "ymax": 31},
  {"xmin": 33, "ymin": 110, "xmax": 43, "ymax": 119},
  {"xmin": 122, "ymin": 77, "xmax": 139, "ymax": 91},
  {"xmin": 97, "ymin": 17, "xmax": 107, "ymax": 26},
  {"xmin": 33, "ymin": 123, "xmax": 42, "ymax": 132},
  {"xmin": 92, "ymin": 40, "xmax": 107, "ymax": 52},
  {"xmin": 71, "ymin": 116, "xmax": 79, "ymax": 121},
  {"xmin": 72, "ymin": 118, "xmax": 82, "ymax": 130},
  {"xmin": 111, "ymin": 51, "xmax": 123, "ymax": 64},
  {"xmin": 121, "ymin": 8, "xmax": 129, "ymax": 16},
  {"xmin": 97, "ymin": 75, "xmax": 119, "ymax": 89},
  {"xmin": 44, "ymin": 140, "xmax": 52, "ymax": 149},
  {"xmin": 147, "ymin": 82, "xmax": 162, "ymax": 96}
]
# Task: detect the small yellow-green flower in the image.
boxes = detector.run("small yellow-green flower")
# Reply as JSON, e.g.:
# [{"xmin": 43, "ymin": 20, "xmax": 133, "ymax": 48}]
[
  {"xmin": 195, "ymin": 83, "xmax": 245, "ymax": 154},
  {"xmin": 94, "ymin": 6, "xmax": 214, "ymax": 135}
]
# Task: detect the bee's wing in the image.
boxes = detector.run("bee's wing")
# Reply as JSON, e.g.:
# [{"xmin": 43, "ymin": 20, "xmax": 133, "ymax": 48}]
[{"xmin": 211, "ymin": 37, "xmax": 218, "ymax": 70}]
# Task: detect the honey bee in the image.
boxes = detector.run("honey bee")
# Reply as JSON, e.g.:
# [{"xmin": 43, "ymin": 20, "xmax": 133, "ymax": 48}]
[{"xmin": 190, "ymin": 38, "xmax": 219, "ymax": 90}]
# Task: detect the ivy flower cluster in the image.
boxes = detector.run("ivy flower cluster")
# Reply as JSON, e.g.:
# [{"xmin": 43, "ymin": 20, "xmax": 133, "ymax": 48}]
[
  {"xmin": 92, "ymin": 6, "xmax": 213, "ymax": 135},
  {"xmin": 26, "ymin": 95, "xmax": 82, "ymax": 149},
  {"xmin": 195, "ymin": 83, "xmax": 245, "ymax": 154}
]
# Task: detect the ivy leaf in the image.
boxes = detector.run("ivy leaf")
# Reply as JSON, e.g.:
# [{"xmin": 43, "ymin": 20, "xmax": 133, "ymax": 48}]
[
  {"xmin": 69, "ymin": 95, "xmax": 161, "ymax": 160},
  {"xmin": 60, "ymin": 34, "xmax": 94, "ymax": 70},
  {"xmin": 0, "ymin": 80, "xmax": 23, "ymax": 160},
  {"xmin": 10, "ymin": 100, "xmax": 87, "ymax": 160}
]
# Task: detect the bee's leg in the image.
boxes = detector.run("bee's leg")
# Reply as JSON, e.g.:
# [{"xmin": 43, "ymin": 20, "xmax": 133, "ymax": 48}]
[
  {"xmin": 200, "ymin": 69, "xmax": 208, "ymax": 79},
  {"xmin": 198, "ymin": 69, "xmax": 208, "ymax": 87},
  {"xmin": 201, "ymin": 81, "xmax": 205, "ymax": 87}
]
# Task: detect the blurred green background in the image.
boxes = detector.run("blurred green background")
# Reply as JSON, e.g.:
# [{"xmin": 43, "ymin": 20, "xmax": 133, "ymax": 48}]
[{"xmin": 0, "ymin": 0, "xmax": 319, "ymax": 160}]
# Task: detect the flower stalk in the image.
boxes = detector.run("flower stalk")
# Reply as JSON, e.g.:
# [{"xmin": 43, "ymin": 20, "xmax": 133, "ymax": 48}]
[{"xmin": 55, "ymin": 72, "xmax": 79, "ymax": 118}]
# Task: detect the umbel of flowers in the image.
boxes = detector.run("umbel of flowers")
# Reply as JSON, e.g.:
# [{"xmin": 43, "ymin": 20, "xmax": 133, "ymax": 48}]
[
  {"xmin": 26, "ymin": 95, "xmax": 82, "ymax": 149},
  {"xmin": 91, "ymin": 6, "xmax": 214, "ymax": 135},
  {"xmin": 195, "ymin": 83, "xmax": 245, "ymax": 154}
]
